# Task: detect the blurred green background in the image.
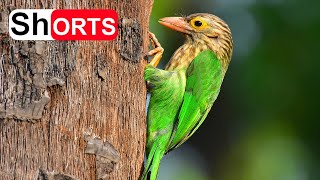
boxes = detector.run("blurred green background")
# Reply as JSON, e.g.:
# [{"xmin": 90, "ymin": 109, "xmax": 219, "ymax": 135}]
[{"xmin": 149, "ymin": 0, "xmax": 320, "ymax": 180}]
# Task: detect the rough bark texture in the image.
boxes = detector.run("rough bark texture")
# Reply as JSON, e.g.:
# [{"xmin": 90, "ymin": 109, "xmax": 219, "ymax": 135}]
[{"xmin": 0, "ymin": 0, "xmax": 153, "ymax": 179}]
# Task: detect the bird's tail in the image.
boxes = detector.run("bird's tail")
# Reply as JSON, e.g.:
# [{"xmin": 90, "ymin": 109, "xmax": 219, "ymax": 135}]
[{"xmin": 141, "ymin": 143, "xmax": 165, "ymax": 180}]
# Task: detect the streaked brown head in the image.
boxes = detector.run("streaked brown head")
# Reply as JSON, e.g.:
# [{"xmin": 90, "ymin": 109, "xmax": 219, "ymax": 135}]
[{"xmin": 159, "ymin": 13, "xmax": 233, "ymax": 71}]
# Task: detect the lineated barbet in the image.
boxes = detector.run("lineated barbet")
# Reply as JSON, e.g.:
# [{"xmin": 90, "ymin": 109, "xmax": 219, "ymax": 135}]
[{"xmin": 142, "ymin": 13, "xmax": 233, "ymax": 180}]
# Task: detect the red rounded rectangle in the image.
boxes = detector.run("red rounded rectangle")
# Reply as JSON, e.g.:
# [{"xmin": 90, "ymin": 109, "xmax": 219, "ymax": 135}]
[{"xmin": 51, "ymin": 10, "xmax": 118, "ymax": 40}]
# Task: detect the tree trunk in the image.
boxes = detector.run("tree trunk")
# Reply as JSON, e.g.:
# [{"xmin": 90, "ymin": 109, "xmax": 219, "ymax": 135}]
[{"xmin": 0, "ymin": 0, "xmax": 153, "ymax": 179}]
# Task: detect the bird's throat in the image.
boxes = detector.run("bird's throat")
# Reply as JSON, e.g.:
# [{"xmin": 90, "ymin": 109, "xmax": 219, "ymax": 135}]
[{"xmin": 165, "ymin": 42, "xmax": 203, "ymax": 71}]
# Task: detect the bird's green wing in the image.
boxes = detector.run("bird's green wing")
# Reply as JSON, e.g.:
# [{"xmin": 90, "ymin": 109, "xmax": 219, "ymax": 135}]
[{"xmin": 166, "ymin": 50, "xmax": 224, "ymax": 152}]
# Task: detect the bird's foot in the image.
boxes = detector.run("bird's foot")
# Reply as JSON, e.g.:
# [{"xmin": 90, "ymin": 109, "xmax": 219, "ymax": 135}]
[{"xmin": 147, "ymin": 32, "xmax": 164, "ymax": 67}]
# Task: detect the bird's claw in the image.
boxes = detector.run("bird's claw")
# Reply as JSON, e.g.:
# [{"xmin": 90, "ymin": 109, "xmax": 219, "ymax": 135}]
[
  {"xmin": 148, "ymin": 32, "xmax": 161, "ymax": 49},
  {"xmin": 147, "ymin": 32, "xmax": 164, "ymax": 67}
]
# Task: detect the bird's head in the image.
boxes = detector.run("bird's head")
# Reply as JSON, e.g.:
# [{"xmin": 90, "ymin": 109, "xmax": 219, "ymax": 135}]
[{"xmin": 159, "ymin": 13, "xmax": 233, "ymax": 69}]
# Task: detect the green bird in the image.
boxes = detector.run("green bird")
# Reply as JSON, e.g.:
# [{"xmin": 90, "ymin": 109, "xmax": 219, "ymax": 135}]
[{"xmin": 142, "ymin": 13, "xmax": 233, "ymax": 180}]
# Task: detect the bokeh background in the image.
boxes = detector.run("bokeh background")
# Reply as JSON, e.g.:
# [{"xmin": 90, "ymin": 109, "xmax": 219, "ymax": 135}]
[{"xmin": 149, "ymin": 0, "xmax": 320, "ymax": 180}]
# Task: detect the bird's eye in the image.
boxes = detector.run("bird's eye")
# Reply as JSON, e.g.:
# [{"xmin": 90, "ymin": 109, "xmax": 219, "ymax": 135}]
[
  {"xmin": 190, "ymin": 17, "xmax": 208, "ymax": 30},
  {"xmin": 194, "ymin": 20, "xmax": 203, "ymax": 27}
]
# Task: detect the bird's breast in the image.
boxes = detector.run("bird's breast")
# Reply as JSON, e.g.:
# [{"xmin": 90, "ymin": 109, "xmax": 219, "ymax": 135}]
[
  {"xmin": 165, "ymin": 43, "xmax": 202, "ymax": 71},
  {"xmin": 165, "ymin": 40, "xmax": 212, "ymax": 71}
]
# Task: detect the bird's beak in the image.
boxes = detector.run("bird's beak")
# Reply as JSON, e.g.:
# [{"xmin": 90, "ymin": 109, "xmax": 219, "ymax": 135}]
[{"xmin": 159, "ymin": 17, "xmax": 192, "ymax": 34}]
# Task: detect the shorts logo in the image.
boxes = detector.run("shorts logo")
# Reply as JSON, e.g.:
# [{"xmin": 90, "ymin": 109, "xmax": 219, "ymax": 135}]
[{"xmin": 9, "ymin": 9, "xmax": 118, "ymax": 40}]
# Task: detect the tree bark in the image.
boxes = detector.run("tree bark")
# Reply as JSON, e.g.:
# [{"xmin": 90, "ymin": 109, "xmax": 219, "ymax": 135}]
[{"xmin": 0, "ymin": 0, "xmax": 153, "ymax": 179}]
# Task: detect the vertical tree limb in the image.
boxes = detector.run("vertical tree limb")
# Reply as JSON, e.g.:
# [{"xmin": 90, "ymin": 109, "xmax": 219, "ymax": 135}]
[{"xmin": 0, "ymin": 0, "xmax": 153, "ymax": 179}]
